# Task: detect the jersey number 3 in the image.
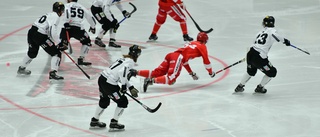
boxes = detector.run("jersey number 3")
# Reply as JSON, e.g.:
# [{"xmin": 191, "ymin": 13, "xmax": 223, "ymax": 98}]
[{"xmin": 255, "ymin": 33, "xmax": 268, "ymax": 45}]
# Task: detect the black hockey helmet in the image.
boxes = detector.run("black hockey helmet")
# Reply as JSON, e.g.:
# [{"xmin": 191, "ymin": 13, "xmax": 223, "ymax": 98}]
[
  {"xmin": 52, "ymin": 2, "xmax": 65, "ymax": 13},
  {"xmin": 263, "ymin": 16, "xmax": 275, "ymax": 27},
  {"xmin": 129, "ymin": 45, "xmax": 142, "ymax": 59}
]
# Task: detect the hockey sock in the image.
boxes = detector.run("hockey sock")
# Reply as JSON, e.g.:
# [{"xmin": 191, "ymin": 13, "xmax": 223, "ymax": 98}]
[
  {"xmin": 138, "ymin": 70, "xmax": 151, "ymax": 78},
  {"xmin": 21, "ymin": 55, "xmax": 33, "ymax": 68},
  {"xmin": 113, "ymin": 107, "xmax": 124, "ymax": 121},
  {"xmin": 260, "ymin": 75, "xmax": 272, "ymax": 87},
  {"xmin": 240, "ymin": 73, "xmax": 251, "ymax": 85},
  {"xmin": 154, "ymin": 76, "xmax": 167, "ymax": 84},
  {"xmin": 109, "ymin": 29, "xmax": 116, "ymax": 39},
  {"xmin": 80, "ymin": 45, "xmax": 90, "ymax": 57},
  {"xmin": 97, "ymin": 29, "xmax": 106, "ymax": 39},
  {"xmin": 180, "ymin": 21, "xmax": 188, "ymax": 34},
  {"xmin": 51, "ymin": 55, "xmax": 60, "ymax": 71},
  {"xmin": 94, "ymin": 106, "xmax": 105, "ymax": 120},
  {"xmin": 151, "ymin": 22, "xmax": 161, "ymax": 35}
]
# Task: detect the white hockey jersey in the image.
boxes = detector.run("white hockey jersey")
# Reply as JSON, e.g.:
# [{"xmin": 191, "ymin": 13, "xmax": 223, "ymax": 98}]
[
  {"xmin": 252, "ymin": 27, "xmax": 285, "ymax": 59},
  {"xmin": 103, "ymin": 0, "xmax": 125, "ymax": 21},
  {"xmin": 92, "ymin": 0, "xmax": 104, "ymax": 7},
  {"xmin": 63, "ymin": 2, "xmax": 96, "ymax": 29},
  {"xmin": 32, "ymin": 12, "xmax": 61, "ymax": 43},
  {"xmin": 101, "ymin": 57, "xmax": 134, "ymax": 87}
]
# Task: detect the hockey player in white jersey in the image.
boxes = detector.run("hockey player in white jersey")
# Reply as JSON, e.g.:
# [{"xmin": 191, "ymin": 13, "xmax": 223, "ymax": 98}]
[
  {"xmin": 234, "ymin": 16, "xmax": 291, "ymax": 94},
  {"xmin": 17, "ymin": 2, "xmax": 68, "ymax": 80},
  {"xmin": 91, "ymin": 0, "xmax": 131, "ymax": 48},
  {"xmin": 60, "ymin": 0, "xmax": 96, "ymax": 66},
  {"xmin": 89, "ymin": 45, "xmax": 141, "ymax": 131}
]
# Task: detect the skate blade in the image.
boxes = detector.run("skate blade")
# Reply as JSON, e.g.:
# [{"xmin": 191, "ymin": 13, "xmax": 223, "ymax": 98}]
[
  {"xmin": 89, "ymin": 126, "xmax": 106, "ymax": 130},
  {"xmin": 49, "ymin": 79, "xmax": 64, "ymax": 84},
  {"xmin": 16, "ymin": 74, "xmax": 31, "ymax": 77},
  {"xmin": 252, "ymin": 92, "xmax": 266, "ymax": 95},
  {"xmin": 108, "ymin": 128, "xmax": 125, "ymax": 132},
  {"xmin": 232, "ymin": 92, "xmax": 244, "ymax": 95},
  {"xmin": 146, "ymin": 40, "xmax": 156, "ymax": 43}
]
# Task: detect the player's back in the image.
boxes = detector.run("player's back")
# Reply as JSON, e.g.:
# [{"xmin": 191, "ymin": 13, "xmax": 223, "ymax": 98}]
[
  {"xmin": 64, "ymin": 2, "xmax": 87, "ymax": 27},
  {"xmin": 101, "ymin": 58, "xmax": 134, "ymax": 84}
]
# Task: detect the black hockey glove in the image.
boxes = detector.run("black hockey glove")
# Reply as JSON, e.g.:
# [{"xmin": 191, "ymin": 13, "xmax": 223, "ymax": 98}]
[
  {"xmin": 88, "ymin": 27, "xmax": 96, "ymax": 34},
  {"xmin": 209, "ymin": 72, "xmax": 216, "ymax": 78},
  {"xmin": 284, "ymin": 38, "xmax": 291, "ymax": 46},
  {"xmin": 122, "ymin": 10, "xmax": 131, "ymax": 18},
  {"xmin": 127, "ymin": 69, "xmax": 138, "ymax": 80},
  {"xmin": 189, "ymin": 72, "xmax": 199, "ymax": 80},
  {"xmin": 120, "ymin": 85, "xmax": 127, "ymax": 93},
  {"xmin": 111, "ymin": 19, "xmax": 118, "ymax": 29},
  {"xmin": 58, "ymin": 39, "xmax": 68, "ymax": 51},
  {"xmin": 64, "ymin": 23, "xmax": 71, "ymax": 30},
  {"xmin": 129, "ymin": 86, "xmax": 139, "ymax": 97}
]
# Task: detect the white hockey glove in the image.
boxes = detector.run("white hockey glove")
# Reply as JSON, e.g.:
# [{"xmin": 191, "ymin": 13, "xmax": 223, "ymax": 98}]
[
  {"xmin": 179, "ymin": 2, "xmax": 186, "ymax": 10},
  {"xmin": 189, "ymin": 72, "xmax": 199, "ymax": 80},
  {"xmin": 209, "ymin": 72, "xmax": 216, "ymax": 78}
]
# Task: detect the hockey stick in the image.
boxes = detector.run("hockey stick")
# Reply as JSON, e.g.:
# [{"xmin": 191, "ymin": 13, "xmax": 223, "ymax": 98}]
[
  {"xmin": 125, "ymin": 92, "xmax": 162, "ymax": 113},
  {"xmin": 63, "ymin": 51, "xmax": 91, "ymax": 79},
  {"xmin": 184, "ymin": 9, "xmax": 213, "ymax": 33},
  {"xmin": 64, "ymin": 30, "xmax": 90, "ymax": 79},
  {"xmin": 66, "ymin": 31, "xmax": 73, "ymax": 54},
  {"xmin": 290, "ymin": 45, "xmax": 310, "ymax": 55},
  {"xmin": 216, "ymin": 58, "xmax": 246, "ymax": 74},
  {"xmin": 113, "ymin": 2, "xmax": 137, "ymax": 33},
  {"xmin": 118, "ymin": 2, "xmax": 137, "ymax": 24}
]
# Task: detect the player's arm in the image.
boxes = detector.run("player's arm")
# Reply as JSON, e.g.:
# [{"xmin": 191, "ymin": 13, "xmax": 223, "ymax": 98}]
[
  {"xmin": 272, "ymin": 31, "xmax": 291, "ymax": 46},
  {"xmin": 103, "ymin": 0, "xmax": 115, "ymax": 21},
  {"xmin": 198, "ymin": 45, "xmax": 215, "ymax": 77}
]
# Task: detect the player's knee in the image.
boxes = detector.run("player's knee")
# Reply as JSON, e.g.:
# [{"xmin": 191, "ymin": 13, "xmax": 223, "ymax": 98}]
[
  {"xmin": 265, "ymin": 67, "xmax": 277, "ymax": 77},
  {"xmin": 80, "ymin": 38, "xmax": 92, "ymax": 47},
  {"xmin": 102, "ymin": 23, "xmax": 111, "ymax": 31},
  {"xmin": 173, "ymin": 17, "xmax": 185, "ymax": 23},
  {"xmin": 156, "ymin": 17, "xmax": 165, "ymax": 25},
  {"xmin": 116, "ymin": 96, "xmax": 128, "ymax": 108},
  {"xmin": 99, "ymin": 98, "xmax": 110, "ymax": 109},
  {"xmin": 168, "ymin": 79, "xmax": 176, "ymax": 85},
  {"xmin": 27, "ymin": 51, "xmax": 38, "ymax": 59},
  {"xmin": 247, "ymin": 68, "xmax": 257, "ymax": 76}
]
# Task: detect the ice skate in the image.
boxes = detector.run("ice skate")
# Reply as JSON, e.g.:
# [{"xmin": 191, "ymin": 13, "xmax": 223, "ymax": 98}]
[
  {"xmin": 254, "ymin": 84, "xmax": 267, "ymax": 94},
  {"xmin": 109, "ymin": 119, "xmax": 125, "ymax": 132},
  {"xmin": 234, "ymin": 84, "xmax": 245, "ymax": 92},
  {"xmin": 95, "ymin": 37, "xmax": 106, "ymax": 47},
  {"xmin": 147, "ymin": 34, "xmax": 158, "ymax": 42},
  {"xmin": 78, "ymin": 58, "xmax": 92, "ymax": 66},
  {"xmin": 17, "ymin": 66, "xmax": 31, "ymax": 75},
  {"xmin": 143, "ymin": 78, "xmax": 153, "ymax": 92},
  {"xmin": 90, "ymin": 117, "xmax": 106, "ymax": 129},
  {"xmin": 108, "ymin": 38, "xmax": 121, "ymax": 48},
  {"xmin": 49, "ymin": 70, "xmax": 64, "ymax": 80},
  {"xmin": 183, "ymin": 34, "xmax": 193, "ymax": 41}
]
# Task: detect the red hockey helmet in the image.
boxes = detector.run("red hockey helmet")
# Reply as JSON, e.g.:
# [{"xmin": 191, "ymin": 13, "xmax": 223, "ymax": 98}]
[{"xmin": 197, "ymin": 32, "xmax": 208, "ymax": 44}]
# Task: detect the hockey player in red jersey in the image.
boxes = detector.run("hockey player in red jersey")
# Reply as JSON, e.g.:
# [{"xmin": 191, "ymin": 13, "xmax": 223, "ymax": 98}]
[
  {"xmin": 148, "ymin": 0, "xmax": 193, "ymax": 42},
  {"xmin": 140, "ymin": 32, "xmax": 215, "ymax": 92}
]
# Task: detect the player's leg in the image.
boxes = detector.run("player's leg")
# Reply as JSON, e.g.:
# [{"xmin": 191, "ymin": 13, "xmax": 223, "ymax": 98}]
[{"xmin": 168, "ymin": 5, "xmax": 193, "ymax": 41}]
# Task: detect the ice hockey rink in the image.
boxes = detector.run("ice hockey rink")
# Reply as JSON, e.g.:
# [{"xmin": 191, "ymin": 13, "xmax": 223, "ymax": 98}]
[{"xmin": 1, "ymin": 0, "xmax": 320, "ymax": 137}]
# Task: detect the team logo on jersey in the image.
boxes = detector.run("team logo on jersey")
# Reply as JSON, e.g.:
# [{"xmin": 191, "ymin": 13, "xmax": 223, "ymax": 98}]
[
  {"xmin": 263, "ymin": 65, "xmax": 270, "ymax": 71},
  {"xmin": 113, "ymin": 92, "xmax": 120, "ymax": 100}
]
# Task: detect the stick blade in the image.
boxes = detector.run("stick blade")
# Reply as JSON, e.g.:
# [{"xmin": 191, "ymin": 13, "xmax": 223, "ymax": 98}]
[
  {"xmin": 147, "ymin": 102, "xmax": 162, "ymax": 113},
  {"xmin": 202, "ymin": 28, "xmax": 214, "ymax": 34}
]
